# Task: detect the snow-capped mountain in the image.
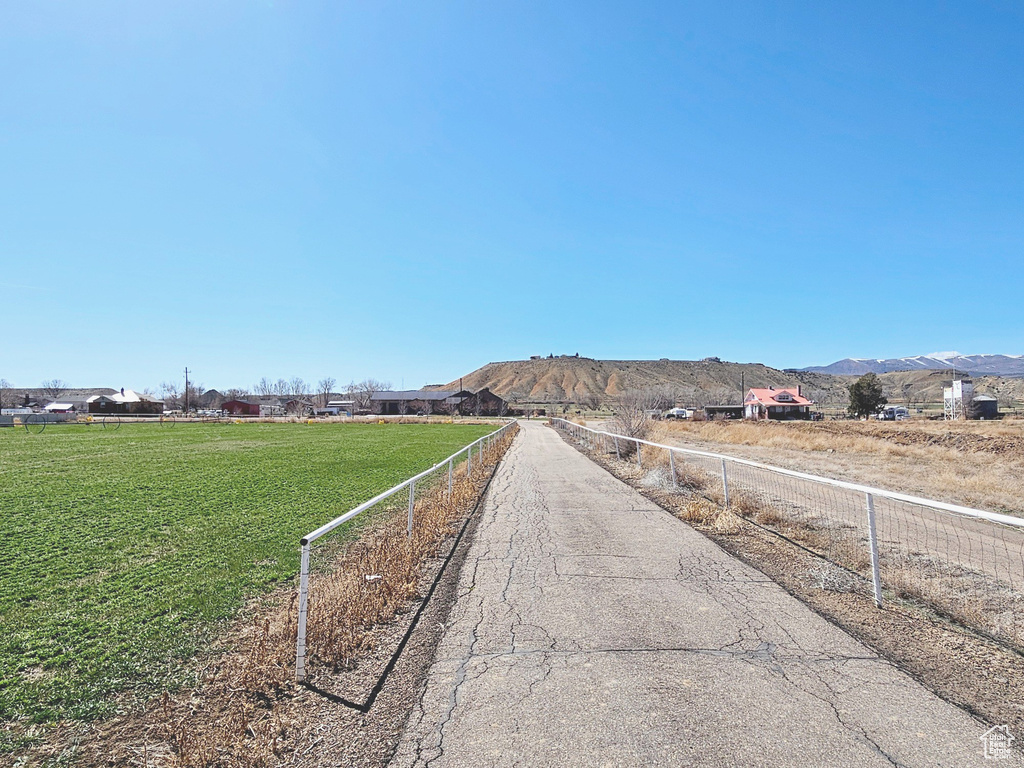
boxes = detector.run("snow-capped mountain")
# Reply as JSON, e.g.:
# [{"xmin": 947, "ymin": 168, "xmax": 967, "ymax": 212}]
[{"xmin": 802, "ymin": 354, "xmax": 1024, "ymax": 377}]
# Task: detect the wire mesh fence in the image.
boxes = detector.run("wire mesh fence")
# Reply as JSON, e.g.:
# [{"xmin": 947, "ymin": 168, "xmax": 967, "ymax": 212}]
[
  {"xmin": 295, "ymin": 420, "xmax": 518, "ymax": 681},
  {"xmin": 551, "ymin": 418, "xmax": 1024, "ymax": 651}
]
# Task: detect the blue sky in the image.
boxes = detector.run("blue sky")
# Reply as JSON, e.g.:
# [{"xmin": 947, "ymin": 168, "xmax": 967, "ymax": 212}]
[{"xmin": 2, "ymin": 1, "xmax": 1022, "ymax": 391}]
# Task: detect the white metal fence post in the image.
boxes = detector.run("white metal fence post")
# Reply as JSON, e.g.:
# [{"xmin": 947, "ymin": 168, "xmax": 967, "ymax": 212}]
[
  {"xmin": 669, "ymin": 450, "xmax": 678, "ymax": 490},
  {"xmin": 865, "ymin": 493, "xmax": 884, "ymax": 608},
  {"xmin": 295, "ymin": 543, "xmax": 311, "ymax": 681},
  {"xmin": 407, "ymin": 480, "xmax": 416, "ymax": 536},
  {"xmin": 468, "ymin": 444, "xmax": 472, "ymax": 476},
  {"xmin": 448, "ymin": 458, "xmax": 453, "ymax": 497},
  {"xmin": 614, "ymin": 437, "xmax": 620, "ymax": 460},
  {"xmin": 721, "ymin": 459, "xmax": 730, "ymax": 509},
  {"xmin": 636, "ymin": 440, "xmax": 642, "ymax": 467}
]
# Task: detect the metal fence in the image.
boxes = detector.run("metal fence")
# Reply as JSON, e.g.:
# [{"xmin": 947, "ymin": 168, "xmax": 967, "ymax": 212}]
[
  {"xmin": 295, "ymin": 419, "xmax": 517, "ymax": 681},
  {"xmin": 551, "ymin": 418, "xmax": 1024, "ymax": 650}
]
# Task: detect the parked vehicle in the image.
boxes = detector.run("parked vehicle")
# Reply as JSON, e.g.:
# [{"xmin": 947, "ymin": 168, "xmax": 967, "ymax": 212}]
[
  {"xmin": 877, "ymin": 405, "xmax": 909, "ymax": 421},
  {"xmin": 664, "ymin": 408, "xmax": 693, "ymax": 420}
]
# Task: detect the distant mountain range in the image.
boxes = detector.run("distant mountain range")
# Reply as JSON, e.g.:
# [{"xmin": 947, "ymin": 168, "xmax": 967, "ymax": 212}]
[{"xmin": 801, "ymin": 353, "xmax": 1024, "ymax": 377}]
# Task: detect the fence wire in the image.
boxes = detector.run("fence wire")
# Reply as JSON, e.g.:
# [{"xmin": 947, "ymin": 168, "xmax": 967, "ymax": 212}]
[
  {"xmin": 552, "ymin": 419, "xmax": 1024, "ymax": 651},
  {"xmin": 295, "ymin": 421, "xmax": 517, "ymax": 681}
]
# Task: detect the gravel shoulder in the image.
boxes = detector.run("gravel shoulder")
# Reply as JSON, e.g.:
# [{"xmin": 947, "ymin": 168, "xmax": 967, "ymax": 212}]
[{"xmin": 570, "ymin": 428, "xmax": 1024, "ymax": 760}]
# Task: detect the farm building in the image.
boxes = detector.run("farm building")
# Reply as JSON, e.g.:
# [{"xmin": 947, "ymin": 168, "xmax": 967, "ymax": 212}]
[
  {"xmin": 222, "ymin": 399, "xmax": 261, "ymax": 416},
  {"xmin": 370, "ymin": 389, "xmax": 471, "ymax": 416},
  {"xmin": 457, "ymin": 388, "xmax": 509, "ymax": 416},
  {"xmin": 43, "ymin": 402, "xmax": 76, "ymax": 413},
  {"xmin": 370, "ymin": 388, "xmax": 510, "ymax": 416},
  {"xmin": 87, "ymin": 388, "xmax": 164, "ymax": 415},
  {"xmin": 285, "ymin": 398, "xmax": 315, "ymax": 416},
  {"xmin": 970, "ymin": 394, "xmax": 999, "ymax": 420},
  {"xmin": 743, "ymin": 387, "xmax": 813, "ymax": 420},
  {"xmin": 703, "ymin": 405, "xmax": 744, "ymax": 420}
]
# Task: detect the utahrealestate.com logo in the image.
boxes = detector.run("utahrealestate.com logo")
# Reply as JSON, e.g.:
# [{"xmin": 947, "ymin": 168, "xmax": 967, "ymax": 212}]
[{"xmin": 980, "ymin": 725, "xmax": 1015, "ymax": 760}]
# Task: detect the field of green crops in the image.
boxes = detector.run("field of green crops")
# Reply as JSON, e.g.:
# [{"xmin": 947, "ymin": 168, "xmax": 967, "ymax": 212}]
[{"xmin": 0, "ymin": 420, "xmax": 495, "ymax": 728}]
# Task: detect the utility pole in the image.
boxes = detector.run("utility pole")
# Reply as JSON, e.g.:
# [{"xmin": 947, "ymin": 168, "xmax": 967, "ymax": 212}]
[{"xmin": 184, "ymin": 367, "xmax": 190, "ymax": 416}]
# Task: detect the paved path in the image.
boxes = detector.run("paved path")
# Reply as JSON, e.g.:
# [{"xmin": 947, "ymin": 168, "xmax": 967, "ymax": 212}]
[{"xmin": 392, "ymin": 421, "xmax": 996, "ymax": 767}]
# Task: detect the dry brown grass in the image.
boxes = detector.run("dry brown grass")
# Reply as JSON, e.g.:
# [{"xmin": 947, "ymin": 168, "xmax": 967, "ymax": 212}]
[
  {"xmin": 304, "ymin": 463, "xmax": 489, "ymax": 670},
  {"xmin": 560, "ymin": 422, "xmax": 1024, "ymax": 651},
  {"xmin": 653, "ymin": 419, "xmax": 1024, "ymax": 516},
  {"xmin": 879, "ymin": 555, "xmax": 1024, "ymax": 647},
  {"xmin": 25, "ymin": 426, "xmax": 519, "ymax": 768}
]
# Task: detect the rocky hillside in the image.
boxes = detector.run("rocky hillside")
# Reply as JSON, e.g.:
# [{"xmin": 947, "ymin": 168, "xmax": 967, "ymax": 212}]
[
  {"xmin": 431, "ymin": 357, "xmax": 1024, "ymax": 409},
  {"xmin": 431, "ymin": 358, "xmax": 841, "ymax": 406}
]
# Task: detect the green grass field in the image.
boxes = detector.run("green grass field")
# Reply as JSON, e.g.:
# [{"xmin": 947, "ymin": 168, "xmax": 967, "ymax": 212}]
[{"xmin": 0, "ymin": 421, "xmax": 495, "ymax": 727}]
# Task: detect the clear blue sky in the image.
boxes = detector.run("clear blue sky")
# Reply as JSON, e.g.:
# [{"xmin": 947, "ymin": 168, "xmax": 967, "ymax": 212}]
[{"xmin": 2, "ymin": 1, "xmax": 1022, "ymax": 391}]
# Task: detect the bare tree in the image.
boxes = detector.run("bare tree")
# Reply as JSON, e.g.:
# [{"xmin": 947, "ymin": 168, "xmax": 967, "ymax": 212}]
[
  {"xmin": 996, "ymin": 391, "xmax": 1017, "ymax": 411},
  {"xmin": 286, "ymin": 398, "xmax": 310, "ymax": 416},
  {"xmin": 184, "ymin": 380, "xmax": 205, "ymax": 412},
  {"xmin": 674, "ymin": 384, "xmax": 698, "ymax": 407},
  {"xmin": 703, "ymin": 385, "xmax": 739, "ymax": 407},
  {"xmin": 0, "ymin": 378, "xmax": 9, "ymax": 409},
  {"xmin": 289, "ymin": 377, "xmax": 307, "ymax": 397},
  {"xmin": 579, "ymin": 392, "xmax": 601, "ymax": 412},
  {"xmin": 223, "ymin": 388, "xmax": 250, "ymax": 401},
  {"xmin": 506, "ymin": 388, "xmax": 527, "ymax": 409},
  {"xmin": 41, "ymin": 379, "xmax": 69, "ymax": 402},
  {"xmin": 353, "ymin": 378, "xmax": 391, "ymax": 410},
  {"xmin": 317, "ymin": 377, "xmax": 336, "ymax": 407},
  {"xmin": 161, "ymin": 381, "xmax": 182, "ymax": 409},
  {"xmin": 254, "ymin": 378, "xmax": 274, "ymax": 396},
  {"xmin": 609, "ymin": 388, "xmax": 667, "ymax": 443},
  {"xmin": 273, "ymin": 378, "xmax": 289, "ymax": 396}
]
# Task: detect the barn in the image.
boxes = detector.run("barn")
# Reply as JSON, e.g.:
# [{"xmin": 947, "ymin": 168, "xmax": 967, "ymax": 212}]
[{"xmin": 222, "ymin": 400, "xmax": 261, "ymax": 416}]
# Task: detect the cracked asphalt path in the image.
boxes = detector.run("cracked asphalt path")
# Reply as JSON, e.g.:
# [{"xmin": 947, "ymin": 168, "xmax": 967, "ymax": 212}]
[{"xmin": 391, "ymin": 421, "xmax": 995, "ymax": 767}]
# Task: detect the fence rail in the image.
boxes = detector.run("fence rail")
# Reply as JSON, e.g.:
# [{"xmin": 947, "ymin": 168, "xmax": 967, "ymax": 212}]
[
  {"xmin": 295, "ymin": 419, "xmax": 517, "ymax": 681},
  {"xmin": 551, "ymin": 418, "xmax": 1024, "ymax": 649}
]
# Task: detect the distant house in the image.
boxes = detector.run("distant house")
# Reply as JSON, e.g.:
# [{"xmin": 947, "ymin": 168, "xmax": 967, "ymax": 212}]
[
  {"xmin": 222, "ymin": 399, "xmax": 260, "ymax": 416},
  {"xmin": 743, "ymin": 387, "xmax": 813, "ymax": 421},
  {"xmin": 87, "ymin": 388, "xmax": 164, "ymax": 415}
]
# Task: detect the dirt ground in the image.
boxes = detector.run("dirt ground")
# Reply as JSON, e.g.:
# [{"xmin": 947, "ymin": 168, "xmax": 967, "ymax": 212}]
[{"xmin": 559, "ymin": 430, "xmax": 1024, "ymax": 750}]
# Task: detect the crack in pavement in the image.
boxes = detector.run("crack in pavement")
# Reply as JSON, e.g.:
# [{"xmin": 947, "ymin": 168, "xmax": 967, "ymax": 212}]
[{"xmin": 390, "ymin": 422, "xmax": 992, "ymax": 768}]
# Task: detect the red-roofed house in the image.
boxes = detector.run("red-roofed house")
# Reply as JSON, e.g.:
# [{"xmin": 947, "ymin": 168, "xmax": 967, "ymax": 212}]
[{"xmin": 744, "ymin": 386, "xmax": 813, "ymax": 421}]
